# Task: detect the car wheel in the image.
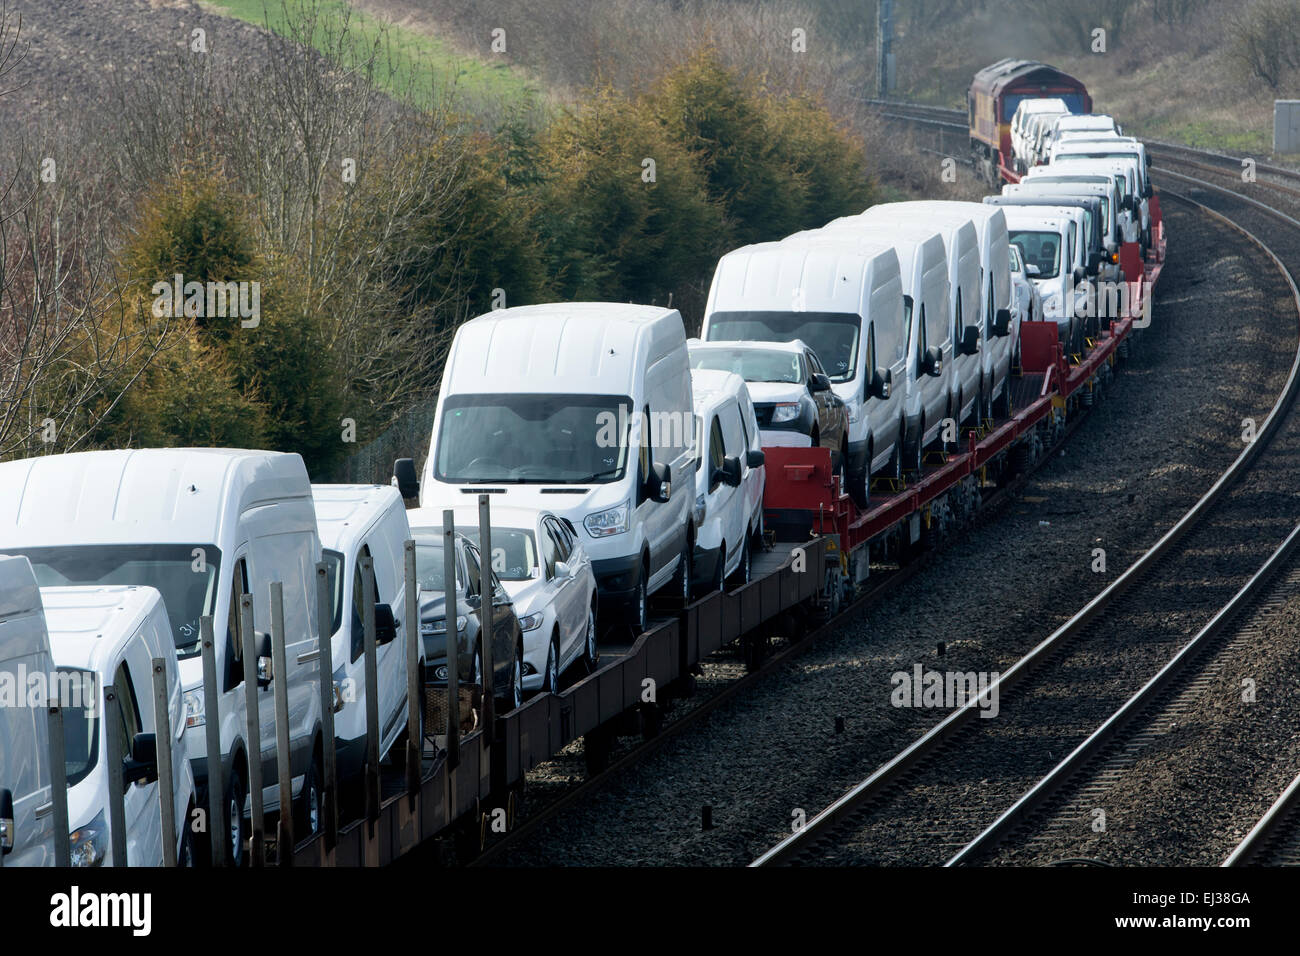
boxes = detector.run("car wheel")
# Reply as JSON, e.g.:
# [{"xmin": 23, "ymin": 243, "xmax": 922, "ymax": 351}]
[
  {"xmin": 544, "ymin": 631, "xmax": 560, "ymax": 693},
  {"xmin": 511, "ymin": 648, "xmax": 523, "ymax": 711},
  {"xmin": 676, "ymin": 543, "xmax": 692, "ymax": 602},
  {"xmin": 582, "ymin": 602, "xmax": 599, "ymax": 674},
  {"xmin": 226, "ymin": 772, "xmax": 247, "ymax": 868}
]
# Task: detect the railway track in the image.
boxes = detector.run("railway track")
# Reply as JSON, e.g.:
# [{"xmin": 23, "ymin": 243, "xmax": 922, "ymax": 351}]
[
  {"xmin": 752, "ymin": 150, "xmax": 1300, "ymax": 865},
  {"xmin": 1226, "ymin": 770, "xmax": 1300, "ymax": 866}
]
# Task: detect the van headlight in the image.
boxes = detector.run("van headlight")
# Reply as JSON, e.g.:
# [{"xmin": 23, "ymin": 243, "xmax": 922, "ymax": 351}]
[
  {"xmin": 518, "ymin": 612, "xmax": 544, "ymax": 631},
  {"xmin": 770, "ymin": 403, "xmax": 800, "ymax": 423},
  {"xmin": 584, "ymin": 500, "xmax": 630, "ymax": 537},
  {"xmin": 70, "ymin": 810, "xmax": 108, "ymax": 867},
  {"xmin": 183, "ymin": 689, "xmax": 205, "ymax": 729}
]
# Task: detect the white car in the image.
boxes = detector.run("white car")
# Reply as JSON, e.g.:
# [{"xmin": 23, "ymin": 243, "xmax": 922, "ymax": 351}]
[
  {"xmin": 448, "ymin": 506, "xmax": 598, "ymax": 694},
  {"xmin": 44, "ymin": 584, "xmax": 196, "ymax": 867},
  {"xmin": 688, "ymin": 368, "xmax": 766, "ymax": 593},
  {"xmin": 1009, "ymin": 243, "xmax": 1042, "ymax": 335},
  {"xmin": 1010, "ymin": 97, "xmax": 1069, "ymax": 172}
]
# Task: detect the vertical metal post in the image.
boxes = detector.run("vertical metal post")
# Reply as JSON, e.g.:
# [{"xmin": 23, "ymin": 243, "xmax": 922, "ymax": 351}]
[
  {"xmin": 46, "ymin": 703, "xmax": 71, "ymax": 867},
  {"xmin": 150, "ymin": 659, "xmax": 178, "ymax": 868},
  {"xmin": 314, "ymin": 562, "xmax": 339, "ymax": 848},
  {"xmin": 199, "ymin": 616, "xmax": 227, "ymax": 866},
  {"xmin": 103, "ymin": 684, "xmax": 129, "ymax": 866},
  {"xmin": 269, "ymin": 584, "xmax": 294, "ymax": 863},
  {"xmin": 240, "ymin": 595, "xmax": 264, "ymax": 866},
  {"xmin": 478, "ymin": 495, "xmax": 496, "ymax": 729},
  {"xmin": 404, "ymin": 540, "xmax": 422, "ymax": 796},
  {"xmin": 361, "ymin": 555, "xmax": 381, "ymax": 823},
  {"xmin": 443, "ymin": 511, "xmax": 460, "ymax": 768}
]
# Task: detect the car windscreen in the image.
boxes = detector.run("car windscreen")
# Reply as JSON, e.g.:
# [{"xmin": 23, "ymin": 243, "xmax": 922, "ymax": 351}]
[
  {"xmin": 1009, "ymin": 230, "xmax": 1062, "ymax": 279},
  {"xmin": 435, "ymin": 393, "xmax": 632, "ymax": 484},
  {"xmin": 705, "ymin": 311, "xmax": 860, "ymax": 383},
  {"xmin": 455, "ymin": 526, "xmax": 536, "ymax": 581},
  {"xmin": 0, "ymin": 545, "xmax": 221, "ymax": 659},
  {"xmin": 691, "ymin": 347, "xmax": 803, "ymax": 384},
  {"xmin": 408, "ymin": 531, "xmax": 452, "ymax": 592}
]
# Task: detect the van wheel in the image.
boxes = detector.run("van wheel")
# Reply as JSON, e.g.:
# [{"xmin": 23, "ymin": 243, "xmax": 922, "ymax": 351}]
[
  {"xmin": 178, "ymin": 802, "xmax": 196, "ymax": 867},
  {"xmin": 728, "ymin": 535, "xmax": 752, "ymax": 588},
  {"xmin": 905, "ymin": 420, "xmax": 924, "ymax": 480},
  {"xmin": 544, "ymin": 631, "xmax": 560, "ymax": 692},
  {"xmin": 298, "ymin": 752, "xmax": 322, "ymax": 839},
  {"xmin": 225, "ymin": 772, "xmax": 248, "ymax": 868},
  {"xmin": 850, "ymin": 443, "xmax": 870, "ymax": 509},
  {"xmin": 582, "ymin": 603, "xmax": 600, "ymax": 674},
  {"xmin": 673, "ymin": 542, "xmax": 692, "ymax": 602},
  {"xmin": 628, "ymin": 565, "xmax": 648, "ymax": 632}
]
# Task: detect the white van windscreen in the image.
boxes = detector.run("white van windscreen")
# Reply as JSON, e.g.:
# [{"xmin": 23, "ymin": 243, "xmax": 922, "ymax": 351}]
[
  {"xmin": 705, "ymin": 311, "xmax": 860, "ymax": 383},
  {"xmin": 0, "ymin": 545, "xmax": 220, "ymax": 659},
  {"xmin": 1009, "ymin": 231, "xmax": 1062, "ymax": 279},
  {"xmin": 436, "ymin": 393, "xmax": 633, "ymax": 484}
]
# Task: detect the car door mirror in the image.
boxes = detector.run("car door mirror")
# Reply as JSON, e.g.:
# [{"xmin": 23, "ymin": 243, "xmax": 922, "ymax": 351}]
[
  {"xmin": 374, "ymin": 603, "xmax": 398, "ymax": 645},
  {"xmin": 746, "ymin": 449, "xmax": 765, "ymax": 469},
  {"xmin": 465, "ymin": 593, "xmax": 482, "ymax": 611},
  {"xmin": 718, "ymin": 456, "xmax": 743, "ymax": 488},
  {"xmin": 959, "ymin": 325, "xmax": 980, "ymax": 356},
  {"xmin": 0, "ymin": 789, "xmax": 14, "ymax": 855},
  {"xmin": 647, "ymin": 461, "xmax": 672, "ymax": 503},
  {"xmin": 993, "ymin": 308, "xmax": 1012, "ymax": 337},
  {"xmin": 554, "ymin": 560, "xmax": 572, "ymax": 579},
  {"xmin": 808, "ymin": 372, "xmax": 831, "ymax": 393},
  {"xmin": 923, "ymin": 347, "xmax": 943, "ymax": 377},
  {"xmin": 122, "ymin": 733, "xmax": 159, "ymax": 786},
  {"xmin": 393, "ymin": 458, "xmax": 420, "ymax": 502},
  {"xmin": 869, "ymin": 367, "xmax": 891, "ymax": 400}
]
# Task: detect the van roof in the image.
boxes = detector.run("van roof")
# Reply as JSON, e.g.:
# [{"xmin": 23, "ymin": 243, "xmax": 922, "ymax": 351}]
[
  {"xmin": 311, "ymin": 484, "xmax": 405, "ymax": 553},
  {"xmin": 690, "ymin": 338, "xmax": 807, "ymax": 357},
  {"xmin": 880, "ymin": 200, "xmax": 1004, "ymax": 227},
  {"xmin": 443, "ymin": 302, "xmax": 683, "ymax": 397},
  {"xmin": 0, "ymin": 449, "xmax": 312, "ymax": 548},
  {"xmin": 709, "ymin": 238, "xmax": 900, "ymax": 315},
  {"xmin": 689, "ymin": 368, "xmax": 748, "ymax": 413},
  {"xmin": 40, "ymin": 585, "xmax": 163, "ymax": 673},
  {"xmin": 1003, "ymin": 209, "xmax": 1072, "ymax": 232}
]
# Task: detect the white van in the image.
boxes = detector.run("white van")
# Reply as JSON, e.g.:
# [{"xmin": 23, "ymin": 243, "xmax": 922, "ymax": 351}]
[
  {"xmin": 1053, "ymin": 114, "xmax": 1120, "ymax": 138},
  {"xmin": 410, "ymin": 303, "xmax": 695, "ymax": 633},
  {"xmin": 1049, "ymin": 138, "xmax": 1152, "ymax": 247},
  {"xmin": 1003, "ymin": 175, "xmax": 1122, "ymax": 277},
  {"xmin": 818, "ymin": 224, "xmax": 955, "ymax": 474},
  {"xmin": 1010, "ymin": 97, "xmax": 1069, "ymax": 171},
  {"xmin": 688, "ymin": 369, "xmax": 766, "ymax": 592},
  {"xmin": 1031, "ymin": 158, "xmax": 1143, "ymax": 247},
  {"xmin": 854, "ymin": 208, "xmax": 984, "ymax": 430},
  {"xmin": 700, "ymin": 235, "xmax": 907, "ymax": 506},
  {"xmin": 1003, "ymin": 208, "xmax": 1090, "ymax": 357},
  {"xmin": 43, "ymin": 585, "xmax": 195, "ymax": 866},
  {"xmin": 0, "ymin": 448, "xmax": 325, "ymax": 866},
  {"xmin": 313, "ymin": 485, "xmax": 418, "ymax": 781},
  {"xmin": 0, "ymin": 556, "xmax": 54, "ymax": 867}
]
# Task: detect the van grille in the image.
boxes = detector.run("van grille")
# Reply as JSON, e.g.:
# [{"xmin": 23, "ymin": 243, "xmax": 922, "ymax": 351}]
[
  {"xmin": 541, "ymin": 488, "xmax": 590, "ymax": 494},
  {"xmin": 460, "ymin": 488, "xmax": 506, "ymax": 494}
]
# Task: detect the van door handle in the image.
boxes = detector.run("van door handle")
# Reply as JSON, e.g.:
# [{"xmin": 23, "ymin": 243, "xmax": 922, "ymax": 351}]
[
  {"xmin": 34, "ymin": 802, "xmax": 53, "ymax": 818},
  {"xmin": 297, "ymin": 650, "xmax": 320, "ymax": 664}
]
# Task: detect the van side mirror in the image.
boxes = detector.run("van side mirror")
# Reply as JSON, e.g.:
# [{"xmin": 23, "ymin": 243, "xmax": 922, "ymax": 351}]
[
  {"xmin": 1106, "ymin": 242, "xmax": 1118, "ymax": 256},
  {"xmin": 1088, "ymin": 251, "xmax": 1101, "ymax": 273},
  {"xmin": 923, "ymin": 347, "xmax": 943, "ymax": 377},
  {"xmin": 808, "ymin": 372, "xmax": 831, "ymax": 393},
  {"xmin": 869, "ymin": 368, "xmax": 891, "ymax": 400},
  {"xmin": 554, "ymin": 560, "xmax": 573, "ymax": 579},
  {"xmin": 993, "ymin": 308, "xmax": 1012, "ymax": 337},
  {"xmin": 1072, "ymin": 267, "xmax": 1086, "ymax": 286},
  {"xmin": 374, "ymin": 603, "xmax": 398, "ymax": 645},
  {"xmin": 746, "ymin": 449, "xmax": 765, "ymax": 469},
  {"xmin": 122, "ymin": 733, "xmax": 159, "ymax": 786},
  {"xmin": 959, "ymin": 325, "xmax": 980, "ymax": 356},
  {"xmin": 717, "ymin": 457, "xmax": 743, "ymax": 488},
  {"xmin": 647, "ymin": 461, "xmax": 672, "ymax": 503},
  {"xmin": 256, "ymin": 631, "xmax": 273, "ymax": 686},
  {"xmin": 393, "ymin": 458, "xmax": 420, "ymax": 501},
  {"xmin": 1142, "ymin": 183, "xmax": 1152, "ymax": 199},
  {"xmin": 0, "ymin": 789, "xmax": 14, "ymax": 854}
]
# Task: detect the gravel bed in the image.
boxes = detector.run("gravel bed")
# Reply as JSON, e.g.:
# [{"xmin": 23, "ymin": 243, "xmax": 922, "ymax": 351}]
[{"xmin": 486, "ymin": 201, "xmax": 1296, "ymax": 866}]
